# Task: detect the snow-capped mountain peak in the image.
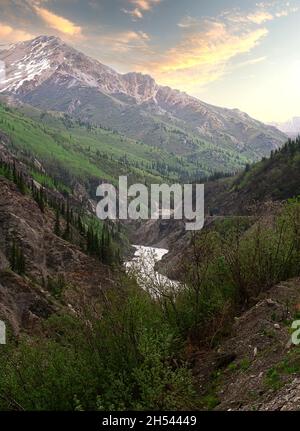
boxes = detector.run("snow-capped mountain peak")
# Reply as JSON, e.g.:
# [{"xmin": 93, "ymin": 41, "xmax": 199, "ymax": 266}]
[{"xmin": 0, "ymin": 35, "xmax": 158, "ymax": 101}]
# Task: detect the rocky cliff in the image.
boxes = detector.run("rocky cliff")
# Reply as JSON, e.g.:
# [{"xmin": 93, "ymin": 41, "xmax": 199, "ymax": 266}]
[{"xmin": 0, "ymin": 141, "xmax": 115, "ymax": 335}]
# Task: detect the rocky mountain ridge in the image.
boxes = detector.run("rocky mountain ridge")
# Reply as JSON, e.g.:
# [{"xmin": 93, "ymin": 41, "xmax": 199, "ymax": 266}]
[{"xmin": 0, "ymin": 36, "xmax": 287, "ymax": 164}]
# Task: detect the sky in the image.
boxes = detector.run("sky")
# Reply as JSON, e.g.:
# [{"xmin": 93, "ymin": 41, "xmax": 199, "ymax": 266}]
[{"xmin": 0, "ymin": 0, "xmax": 300, "ymax": 122}]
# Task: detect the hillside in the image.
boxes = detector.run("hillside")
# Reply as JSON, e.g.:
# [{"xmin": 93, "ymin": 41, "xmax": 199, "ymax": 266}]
[
  {"xmin": 0, "ymin": 99, "xmax": 250, "ymax": 183},
  {"xmin": 192, "ymin": 278, "xmax": 300, "ymax": 411},
  {"xmin": 0, "ymin": 132, "xmax": 129, "ymax": 332},
  {"xmin": 2, "ymin": 138, "xmax": 300, "ymax": 411},
  {"xmin": 0, "ymin": 142, "xmax": 202, "ymax": 411},
  {"xmin": 0, "ymin": 101, "xmax": 197, "ymax": 187},
  {"xmin": 1, "ymin": 97, "xmax": 300, "ymax": 412},
  {"xmin": 232, "ymin": 138, "xmax": 300, "ymax": 202},
  {"xmin": 202, "ymin": 137, "xmax": 300, "ymax": 217},
  {"xmin": 0, "ymin": 36, "xmax": 287, "ymax": 173},
  {"xmin": 129, "ymin": 198, "xmax": 300, "ymax": 411},
  {"xmin": 123, "ymin": 136, "xmax": 300, "ymax": 282}
]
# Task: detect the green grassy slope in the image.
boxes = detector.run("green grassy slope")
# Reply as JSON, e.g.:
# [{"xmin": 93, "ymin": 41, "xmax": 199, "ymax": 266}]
[
  {"xmin": 233, "ymin": 138, "xmax": 300, "ymax": 201},
  {"xmin": 204, "ymin": 136, "xmax": 300, "ymax": 216},
  {"xmin": 0, "ymin": 103, "xmax": 198, "ymax": 186},
  {"xmin": 0, "ymin": 103, "xmax": 179, "ymax": 188},
  {"xmin": 18, "ymin": 89, "xmax": 251, "ymax": 179}
]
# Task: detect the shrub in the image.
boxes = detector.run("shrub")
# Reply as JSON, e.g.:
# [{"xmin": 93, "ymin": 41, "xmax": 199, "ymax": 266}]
[
  {"xmin": 0, "ymin": 280, "xmax": 197, "ymax": 411},
  {"xmin": 160, "ymin": 200, "xmax": 300, "ymax": 345}
]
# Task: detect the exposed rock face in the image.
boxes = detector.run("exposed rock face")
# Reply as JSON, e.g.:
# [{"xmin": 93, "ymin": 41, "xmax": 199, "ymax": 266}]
[
  {"xmin": 0, "ymin": 250, "xmax": 8, "ymax": 271},
  {"xmin": 0, "ymin": 175, "xmax": 113, "ymax": 334},
  {"xmin": 187, "ymin": 279, "xmax": 300, "ymax": 411},
  {"xmin": 0, "ymin": 36, "xmax": 286, "ymax": 160},
  {"xmin": 0, "ymin": 36, "xmax": 156, "ymax": 101},
  {"xmin": 260, "ymin": 378, "xmax": 300, "ymax": 410},
  {"xmin": 0, "ymin": 271, "xmax": 54, "ymax": 334},
  {"xmin": 0, "ymin": 179, "xmax": 49, "ymax": 280}
]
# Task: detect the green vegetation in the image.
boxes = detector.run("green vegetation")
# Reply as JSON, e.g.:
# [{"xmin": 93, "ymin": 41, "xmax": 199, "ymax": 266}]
[
  {"xmin": 9, "ymin": 241, "xmax": 26, "ymax": 275},
  {"xmin": 265, "ymin": 347, "xmax": 300, "ymax": 391},
  {"xmin": 200, "ymin": 393, "xmax": 220, "ymax": 410},
  {"xmin": 239, "ymin": 358, "xmax": 251, "ymax": 372},
  {"xmin": 1, "ymin": 102, "xmax": 300, "ymax": 411},
  {"xmin": 141, "ymin": 200, "xmax": 300, "ymax": 345},
  {"xmin": 265, "ymin": 368, "xmax": 283, "ymax": 391},
  {"xmin": 47, "ymin": 275, "xmax": 68, "ymax": 300},
  {"xmin": 1, "ymin": 199, "xmax": 300, "ymax": 410},
  {"xmin": 0, "ymin": 103, "xmax": 248, "ymax": 188},
  {"xmin": 30, "ymin": 169, "xmax": 71, "ymax": 194},
  {"xmin": 0, "ymin": 157, "xmax": 124, "ymax": 265},
  {"xmin": 234, "ymin": 137, "xmax": 300, "ymax": 201},
  {"xmin": 198, "ymin": 369, "xmax": 222, "ymax": 410},
  {"xmin": 0, "ymin": 282, "xmax": 197, "ymax": 411}
]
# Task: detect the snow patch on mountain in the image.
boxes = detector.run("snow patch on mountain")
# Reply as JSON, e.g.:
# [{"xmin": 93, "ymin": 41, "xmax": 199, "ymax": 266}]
[{"xmin": 0, "ymin": 35, "xmax": 287, "ymax": 156}]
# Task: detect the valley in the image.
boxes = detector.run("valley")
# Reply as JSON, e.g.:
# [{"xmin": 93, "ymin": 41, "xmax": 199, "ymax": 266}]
[
  {"xmin": 0, "ymin": 34, "xmax": 300, "ymax": 413},
  {"xmin": 126, "ymin": 245, "xmax": 179, "ymax": 296}
]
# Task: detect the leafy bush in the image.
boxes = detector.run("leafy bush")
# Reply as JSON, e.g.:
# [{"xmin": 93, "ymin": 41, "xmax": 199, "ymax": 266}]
[
  {"xmin": 158, "ymin": 200, "xmax": 300, "ymax": 345},
  {"xmin": 0, "ymin": 281, "xmax": 197, "ymax": 411},
  {"xmin": 2, "ymin": 200, "xmax": 300, "ymax": 410}
]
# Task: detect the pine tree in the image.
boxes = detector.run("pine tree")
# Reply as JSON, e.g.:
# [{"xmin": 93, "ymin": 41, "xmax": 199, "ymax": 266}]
[
  {"xmin": 10, "ymin": 241, "xmax": 16, "ymax": 271},
  {"xmin": 17, "ymin": 248, "xmax": 25, "ymax": 275},
  {"xmin": 54, "ymin": 208, "xmax": 61, "ymax": 236},
  {"xmin": 33, "ymin": 188, "xmax": 45, "ymax": 212},
  {"xmin": 10, "ymin": 241, "xmax": 25, "ymax": 275},
  {"xmin": 100, "ymin": 224, "xmax": 113, "ymax": 265},
  {"xmin": 63, "ymin": 199, "xmax": 71, "ymax": 240}
]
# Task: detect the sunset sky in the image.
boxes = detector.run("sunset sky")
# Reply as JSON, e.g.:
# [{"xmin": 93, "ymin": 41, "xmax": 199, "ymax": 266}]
[{"xmin": 0, "ymin": 0, "xmax": 300, "ymax": 122}]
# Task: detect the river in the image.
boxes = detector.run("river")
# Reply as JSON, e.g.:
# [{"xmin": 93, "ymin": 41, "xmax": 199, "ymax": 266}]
[{"xmin": 125, "ymin": 245, "xmax": 179, "ymax": 296}]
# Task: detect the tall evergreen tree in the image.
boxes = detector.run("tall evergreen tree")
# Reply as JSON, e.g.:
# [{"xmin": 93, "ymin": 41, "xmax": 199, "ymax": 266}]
[{"xmin": 54, "ymin": 208, "xmax": 61, "ymax": 236}]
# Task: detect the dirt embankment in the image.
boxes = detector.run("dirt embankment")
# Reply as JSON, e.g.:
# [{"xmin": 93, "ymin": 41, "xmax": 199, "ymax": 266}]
[
  {"xmin": 0, "ymin": 177, "xmax": 114, "ymax": 334},
  {"xmin": 189, "ymin": 279, "xmax": 300, "ymax": 411}
]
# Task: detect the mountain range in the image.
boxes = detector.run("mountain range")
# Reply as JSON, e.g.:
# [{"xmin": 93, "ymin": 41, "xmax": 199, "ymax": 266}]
[
  {"xmin": 2, "ymin": 35, "xmax": 300, "ymax": 413},
  {"xmin": 269, "ymin": 117, "xmax": 300, "ymax": 137},
  {"xmin": 0, "ymin": 35, "xmax": 287, "ymax": 173}
]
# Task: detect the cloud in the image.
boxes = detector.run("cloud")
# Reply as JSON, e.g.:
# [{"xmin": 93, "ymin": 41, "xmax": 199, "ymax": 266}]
[
  {"xmin": 130, "ymin": 0, "xmax": 160, "ymax": 11},
  {"xmin": 121, "ymin": 8, "xmax": 143, "ymax": 19},
  {"xmin": 122, "ymin": 0, "xmax": 161, "ymax": 19},
  {"xmin": 227, "ymin": 11, "xmax": 274, "ymax": 25},
  {"xmin": 275, "ymin": 10, "xmax": 289, "ymax": 17},
  {"xmin": 221, "ymin": 1, "xmax": 299, "ymax": 27},
  {"xmin": 244, "ymin": 11, "xmax": 274, "ymax": 24},
  {"xmin": 237, "ymin": 56, "xmax": 267, "ymax": 67},
  {"xmin": 134, "ymin": 2, "xmax": 299, "ymax": 91},
  {"xmin": 33, "ymin": 5, "xmax": 82, "ymax": 36},
  {"xmin": 177, "ymin": 11, "xmax": 274, "ymax": 29},
  {"xmin": 98, "ymin": 30, "xmax": 151, "ymax": 54},
  {"xmin": 0, "ymin": 23, "xmax": 34, "ymax": 43},
  {"xmin": 177, "ymin": 16, "xmax": 199, "ymax": 29},
  {"xmin": 136, "ymin": 18, "xmax": 268, "ymax": 91}
]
